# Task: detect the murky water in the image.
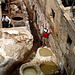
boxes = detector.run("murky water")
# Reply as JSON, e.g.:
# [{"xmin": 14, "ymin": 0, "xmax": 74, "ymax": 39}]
[
  {"xmin": 23, "ymin": 68, "xmax": 37, "ymax": 75},
  {"xmin": 39, "ymin": 48, "xmax": 52, "ymax": 57},
  {"xmin": 40, "ymin": 62, "xmax": 58, "ymax": 74}
]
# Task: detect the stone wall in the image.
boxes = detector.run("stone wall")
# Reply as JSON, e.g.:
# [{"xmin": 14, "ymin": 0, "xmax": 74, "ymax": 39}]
[
  {"xmin": 38, "ymin": 0, "xmax": 75, "ymax": 74},
  {"xmin": 0, "ymin": 0, "xmax": 75, "ymax": 74},
  {"xmin": 24, "ymin": 0, "xmax": 75, "ymax": 74},
  {"xmin": 0, "ymin": 27, "xmax": 33, "ymax": 75}
]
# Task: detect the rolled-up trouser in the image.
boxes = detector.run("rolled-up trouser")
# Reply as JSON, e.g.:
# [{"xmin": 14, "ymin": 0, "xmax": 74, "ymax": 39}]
[
  {"xmin": 42, "ymin": 37, "xmax": 48, "ymax": 42},
  {"xmin": 2, "ymin": 21, "xmax": 9, "ymax": 28}
]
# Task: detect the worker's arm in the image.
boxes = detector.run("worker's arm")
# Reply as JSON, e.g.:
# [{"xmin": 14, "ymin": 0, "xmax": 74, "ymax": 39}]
[
  {"xmin": 47, "ymin": 32, "xmax": 51, "ymax": 35},
  {"xmin": 2, "ymin": 17, "xmax": 4, "ymax": 23},
  {"xmin": 7, "ymin": 16, "xmax": 11, "ymax": 24}
]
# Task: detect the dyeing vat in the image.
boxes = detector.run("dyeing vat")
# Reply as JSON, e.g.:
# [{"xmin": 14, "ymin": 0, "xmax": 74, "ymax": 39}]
[
  {"xmin": 23, "ymin": 68, "xmax": 37, "ymax": 75},
  {"xmin": 39, "ymin": 48, "xmax": 52, "ymax": 57},
  {"xmin": 40, "ymin": 62, "xmax": 59, "ymax": 74},
  {"xmin": 20, "ymin": 63, "xmax": 41, "ymax": 75}
]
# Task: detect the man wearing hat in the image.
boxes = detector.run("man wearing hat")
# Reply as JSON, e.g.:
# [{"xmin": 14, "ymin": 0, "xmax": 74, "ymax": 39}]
[
  {"xmin": 42, "ymin": 28, "xmax": 51, "ymax": 47},
  {"xmin": 2, "ymin": 15, "xmax": 11, "ymax": 28}
]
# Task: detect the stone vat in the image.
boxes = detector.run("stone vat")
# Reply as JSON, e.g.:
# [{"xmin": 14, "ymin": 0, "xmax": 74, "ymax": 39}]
[
  {"xmin": 30, "ymin": 47, "xmax": 60, "ymax": 74},
  {"xmin": 0, "ymin": 27, "xmax": 33, "ymax": 74},
  {"xmin": 20, "ymin": 63, "xmax": 43, "ymax": 75},
  {"xmin": 39, "ymin": 47, "xmax": 52, "ymax": 57},
  {"xmin": 31, "ymin": 46, "xmax": 58, "ymax": 66},
  {"xmin": 40, "ymin": 62, "xmax": 59, "ymax": 75}
]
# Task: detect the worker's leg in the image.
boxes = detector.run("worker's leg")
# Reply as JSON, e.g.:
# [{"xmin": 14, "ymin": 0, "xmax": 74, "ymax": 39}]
[
  {"xmin": 10, "ymin": 24, "xmax": 13, "ymax": 27},
  {"xmin": 42, "ymin": 37, "xmax": 45, "ymax": 47},
  {"xmin": 2, "ymin": 23, "xmax": 5, "ymax": 28},
  {"xmin": 43, "ymin": 40, "xmax": 45, "ymax": 47},
  {"xmin": 2, "ymin": 22, "xmax": 7, "ymax": 28},
  {"xmin": 47, "ymin": 39, "xmax": 50, "ymax": 47},
  {"xmin": 5, "ymin": 22, "xmax": 9, "ymax": 28},
  {"xmin": 47, "ymin": 39, "xmax": 48, "ymax": 47}
]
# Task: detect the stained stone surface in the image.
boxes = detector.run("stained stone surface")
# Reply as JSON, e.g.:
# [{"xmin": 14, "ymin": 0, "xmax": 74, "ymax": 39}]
[
  {"xmin": 20, "ymin": 63, "xmax": 43, "ymax": 75},
  {"xmin": 0, "ymin": 27, "xmax": 33, "ymax": 75},
  {"xmin": 0, "ymin": 27, "xmax": 33, "ymax": 68},
  {"xmin": 0, "ymin": 27, "xmax": 33, "ymax": 60}
]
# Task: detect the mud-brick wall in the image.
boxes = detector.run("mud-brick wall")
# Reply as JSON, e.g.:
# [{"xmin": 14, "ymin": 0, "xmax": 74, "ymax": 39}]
[
  {"xmin": 25, "ymin": 0, "xmax": 63, "ymax": 37},
  {"xmin": 38, "ymin": 0, "xmax": 75, "ymax": 53},
  {"xmin": 62, "ymin": 14, "xmax": 75, "ymax": 75},
  {"xmin": 38, "ymin": 0, "xmax": 65, "ymax": 56},
  {"xmin": 35, "ymin": 0, "xmax": 75, "ymax": 75},
  {"xmin": 24, "ymin": 0, "xmax": 75, "ymax": 74},
  {"xmin": 59, "ymin": 13, "xmax": 75, "ymax": 55},
  {"xmin": 38, "ymin": 0, "xmax": 65, "ymax": 49},
  {"xmin": 59, "ymin": 14, "xmax": 75, "ymax": 75},
  {"xmin": 24, "ymin": 0, "xmax": 51, "ymax": 34},
  {"xmin": 24, "ymin": 0, "xmax": 65, "ymax": 62},
  {"xmin": 38, "ymin": 0, "xmax": 62, "ymax": 33}
]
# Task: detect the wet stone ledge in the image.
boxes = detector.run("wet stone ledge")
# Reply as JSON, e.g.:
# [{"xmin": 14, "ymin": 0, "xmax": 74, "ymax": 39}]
[{"xmin": 0, "ymin": 27, "xmax": 33, "ymax": 75}]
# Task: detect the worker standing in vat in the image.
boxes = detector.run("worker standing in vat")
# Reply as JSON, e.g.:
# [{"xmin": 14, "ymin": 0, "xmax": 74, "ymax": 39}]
[
  {"xmin": 2, "ymin": 15, "xmax": 13, "ymax": 28},
  {"xmin": 42, "ymin": 28, "xmax": 51, "ymax": 47}
]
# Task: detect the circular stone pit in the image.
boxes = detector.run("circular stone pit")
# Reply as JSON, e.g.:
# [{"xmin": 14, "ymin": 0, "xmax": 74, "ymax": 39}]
[
  {"xmin": 31, "ymin": 46, "xmax": 59, "ymax": 67},
  {"xmin": 40, "ymin": 62, "xmax": 59, "ymax": 75},
  {"xmin": 23, "ymin": 68, "xmax": 37, "ymax": 75},
  {"xmin": 39, "ymin": 48, "xmax": 52, "ymax": 57},
  {"xmin": 20, "ymin": 63, "xmax": 42, "ymax": 75},
  {"xmin": 12, "ymin": 17, "xmax": 23, "ymax": 21}
]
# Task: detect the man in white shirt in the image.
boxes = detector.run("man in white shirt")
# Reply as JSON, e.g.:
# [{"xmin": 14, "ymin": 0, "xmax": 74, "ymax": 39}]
[{"xmin": 2, "ymin": 15, "xmax": 12, "ymax": 28}]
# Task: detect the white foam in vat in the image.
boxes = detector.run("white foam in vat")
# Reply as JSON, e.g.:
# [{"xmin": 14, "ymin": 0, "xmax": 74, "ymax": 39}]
[{"xmin": 5, "ymin": 30, "xmax": 19, "ymax": 34}]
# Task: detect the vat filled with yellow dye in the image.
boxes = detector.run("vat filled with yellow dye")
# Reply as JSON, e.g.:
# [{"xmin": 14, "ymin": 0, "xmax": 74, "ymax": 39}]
[
  {"xmin": 40, "ymin": 62, "xmax": 59, "ymax": 75},
  {"xmin": 20, "ymin": 63, "xmax": 42, "ymax": 75},
  {"xmin": 39, "ymin": 48, "xmax": 52, "ymax": 57},
  {"xmin": 23, "ymin": 68, "xmax": 37, "ymax": 75}
]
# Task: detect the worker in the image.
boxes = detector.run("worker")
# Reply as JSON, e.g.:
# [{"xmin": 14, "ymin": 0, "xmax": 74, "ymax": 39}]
[
  {"xmin": 2, "ymin": 15, "xmax": 13, "ymax": 28},
  {"xmin": 42, "ymin": 28, "xmax": 51, "ymax": 47}
]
